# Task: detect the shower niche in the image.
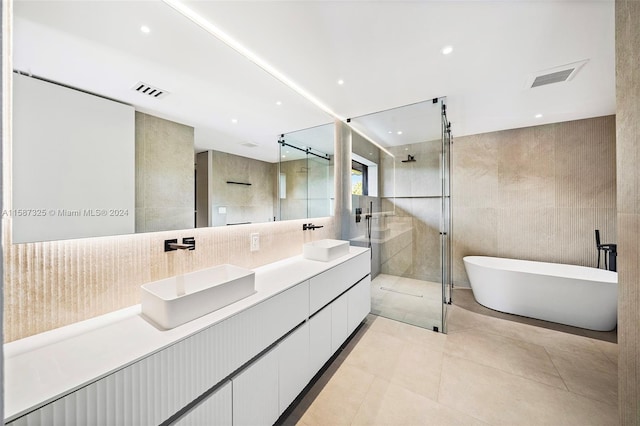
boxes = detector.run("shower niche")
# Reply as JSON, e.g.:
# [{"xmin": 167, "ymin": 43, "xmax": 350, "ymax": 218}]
[{"xmin": 345, "ymin": 99, "xmax": 452, "ymax": 332}]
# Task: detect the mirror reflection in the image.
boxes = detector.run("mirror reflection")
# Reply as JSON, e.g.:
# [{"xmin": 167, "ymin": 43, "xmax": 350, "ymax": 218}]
[
  {"xmin": 278, "ymin": 124, "xmax": 335, "ymax": 221},
  {"xmin": 11, "ymin": 0, "xmax": 333, "ymax": 243},
  {"xmin": 345, "ymin": 99, "xmax": 450, "ymax": 332}
]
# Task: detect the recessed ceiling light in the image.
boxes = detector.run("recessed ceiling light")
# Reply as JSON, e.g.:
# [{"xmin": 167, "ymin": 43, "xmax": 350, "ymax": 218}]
[
  {"xmin": 276, "ymin": 101, "xmax": 282, "ymax": 106},
  {"xmin": 535, "ymin": 113, "xmax": 543, "ymax": 118},
  {"xmin": 441, "ymin": 45, "xmax": 453, "ymax": 55},
  {"xmin": 397, "ymin": 131, "xmax": 403, "ymax": 135},
  {"xmin": 231, "ymin": 118, "xmax": 238, "ymax": 124},
  {"xmin": 337, "ymin": 79, "xmax": 345, "ymax": 85},
  {"xmin": 387, "ymin": 131, "xmax": 392, "ymax": 134},
  {"xmin": 140, "ymin": 25, "xmax": 151, "ymax": 34}
]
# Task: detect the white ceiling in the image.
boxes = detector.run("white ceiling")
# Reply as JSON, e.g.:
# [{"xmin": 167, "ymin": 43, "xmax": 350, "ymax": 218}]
[{"xmin": 12, "ymin": 0, "xmax": 615, "ymax": 163}]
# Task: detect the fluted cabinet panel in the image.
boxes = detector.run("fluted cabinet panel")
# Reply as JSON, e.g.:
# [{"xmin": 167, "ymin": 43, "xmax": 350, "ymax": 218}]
[
  {"xmin": 173, "ymin": 381, "xmax": 232, "ymax": 426},
  {"xmin": 7, "ymin": 280, "xmax": 310, "ymax": 425}
]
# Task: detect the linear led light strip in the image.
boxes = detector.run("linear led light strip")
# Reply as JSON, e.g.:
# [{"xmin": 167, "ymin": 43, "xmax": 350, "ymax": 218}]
[
  {"xmin": 162, "ymin": 0, "xmax": 342, "ymax": 121},
  {"xmin": 162, "ymin": 0, "xmax": 393, "ymax": 158}
]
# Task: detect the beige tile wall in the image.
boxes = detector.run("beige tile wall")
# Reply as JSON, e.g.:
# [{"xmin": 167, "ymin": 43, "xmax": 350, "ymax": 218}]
[
  {"xmin": 210, "ymin": 150, "xmax": 277, "ymax": 226},
  {"xmin": 2, "ymin": 216, "xmax": 337, "ymax": 342},
  {"xmin": 135, "ymin": 112, "xmax": 195, "ymax": 233},
  {"xmin": 616, "ymin": 0, "xmax": 640, "ymax": 422},
  {"xmin": 452, "ymin": 115, "xmax": 617, "ymax": 286}
]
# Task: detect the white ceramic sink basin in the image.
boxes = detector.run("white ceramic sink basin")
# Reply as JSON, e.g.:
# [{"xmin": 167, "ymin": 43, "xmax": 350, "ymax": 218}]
[
  {"xmin": 303, "ymin": 239, "xmax": 350, "ymax": 262},
  {"xmin": 141, "ymin": 264, "xmax": 255, "ymax": 329}
]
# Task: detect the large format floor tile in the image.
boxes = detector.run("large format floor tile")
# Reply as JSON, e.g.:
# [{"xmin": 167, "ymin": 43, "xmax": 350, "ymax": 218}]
[
  {"xmin": 445, "ymin": 329, "xmax": 566, "ymax": 389},
  {"xmin": 279, "ymin": 292, "xmax": 618, "ymax": 426},
  {"xmin": 438, "ymin": 356, "xmax": 618, "ymax": 426}
]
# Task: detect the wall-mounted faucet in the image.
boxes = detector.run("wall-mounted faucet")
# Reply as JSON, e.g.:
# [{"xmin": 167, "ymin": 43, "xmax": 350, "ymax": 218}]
[
  {"xmin": 165, "ymin": 237, "xmax": 196, "ymax": 252},
  {"xmin": 303, "ymin": 223, "xmax": 324, "ymax": 231}
]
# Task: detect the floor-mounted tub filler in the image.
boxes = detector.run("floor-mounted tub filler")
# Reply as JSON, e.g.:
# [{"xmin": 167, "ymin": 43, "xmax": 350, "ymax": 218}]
[{"xmin": 463, "ymin": 256, "xmax": 617, "ymax": 331}]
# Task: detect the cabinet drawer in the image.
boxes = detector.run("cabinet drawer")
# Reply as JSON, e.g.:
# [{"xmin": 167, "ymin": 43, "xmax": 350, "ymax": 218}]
[
  {"xmin": 232, "ymin": 347, "xmax": 279, "ymax": 426},
  {"xmin": 331, "ymin": 294, "xmax": 349, "ymax": 353},
  {"xmin": 309, "ymin": 306, "xmax": 332, "ymax": 377},
  {"xmin": 309, "ymin": 251, "xmax": 370, "ymax": 314},
  {"xmin": 278, "ymin": 323, "xmax": 310, "ymax": 415},
  {"xmin": 173, "ymin": 381, "xmax": 232, "ymax": 426},
  {"xmin": 348, "ymin": 275, "xmax": 371, "ymax": 334}
]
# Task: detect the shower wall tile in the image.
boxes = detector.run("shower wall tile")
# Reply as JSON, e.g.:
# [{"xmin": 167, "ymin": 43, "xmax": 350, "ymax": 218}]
[
  {"xmin": 386, "ymin": 141, "xmax": 442, "ymax": 198},
  {"xmin": 135, "ymin": 112, "xmax": 195, "ymax": 233},
  {"xmin": 616, "ymin": 1, "xmax": 640, "ymax": 421},
  {"xmin": 2, "ymin": 216, "xmax": 337, "ymax": 342},
  {"xmin": 452, "ymin": 116, "xmax": 616, "ymax": 286}
]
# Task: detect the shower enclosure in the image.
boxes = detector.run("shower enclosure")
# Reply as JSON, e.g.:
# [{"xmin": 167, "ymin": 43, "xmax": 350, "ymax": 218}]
[{"xmin": 346, "ymin": 98, "xmax": 452, "ymax": 332}]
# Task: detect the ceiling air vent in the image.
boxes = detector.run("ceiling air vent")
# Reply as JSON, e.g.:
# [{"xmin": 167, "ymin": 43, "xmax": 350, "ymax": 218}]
[
  {"xmin": 241, "ymin": 142, "xmax": 259, "ymax": 148},
  {"xmin": 132, "ymin": 81, "xmax": 168, "ymax": 99},
  {"xmin": 526, "ymin": 59, "xmax": 589, "ymax": 89}
]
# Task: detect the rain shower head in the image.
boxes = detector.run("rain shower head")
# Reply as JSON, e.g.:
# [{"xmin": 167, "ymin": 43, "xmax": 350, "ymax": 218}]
[{"xmin": 401, "ymin": 155, "xmax": 416, "ymax": 163}]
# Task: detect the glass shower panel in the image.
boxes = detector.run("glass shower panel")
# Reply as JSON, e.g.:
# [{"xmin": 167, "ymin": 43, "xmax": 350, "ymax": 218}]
[{"xmin": 347, "ymin": 99, "xmax": 450, "ymax": 332}]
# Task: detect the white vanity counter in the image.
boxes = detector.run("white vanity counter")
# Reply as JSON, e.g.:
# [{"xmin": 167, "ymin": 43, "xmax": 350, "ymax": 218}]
[{"xmin": 4, "ymin": 246, "xmax": 370, "ymax": 423}]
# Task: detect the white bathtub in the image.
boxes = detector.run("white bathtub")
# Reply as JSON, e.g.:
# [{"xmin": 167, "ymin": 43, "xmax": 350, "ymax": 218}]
[{"xmin": 463, "ymin": 256, "xmax": 617, "ymax": 331}]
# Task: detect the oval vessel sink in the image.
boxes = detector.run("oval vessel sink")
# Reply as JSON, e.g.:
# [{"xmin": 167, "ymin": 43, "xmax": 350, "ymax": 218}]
[
  {"xmin": 141, "ymin": 264, "xmax": 255, "ymax": 329},
  {"xmin": 303, "ymin": 239, "xmax": 350, "ymax": 262}
]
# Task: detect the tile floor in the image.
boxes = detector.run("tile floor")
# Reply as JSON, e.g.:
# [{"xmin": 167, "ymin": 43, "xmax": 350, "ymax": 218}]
[
  {"xmin": 371, "ymin": 274, "xmax": 443, "ymax": 332},
  {"xmin": 279, "ymin": 291, "xmax": 618, "ymax": 425}
]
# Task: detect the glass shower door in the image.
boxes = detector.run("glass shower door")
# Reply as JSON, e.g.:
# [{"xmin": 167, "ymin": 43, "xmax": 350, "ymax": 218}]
[{"xmin": 347, "ymin": 98, "xmax": 451, "ymax": 332}]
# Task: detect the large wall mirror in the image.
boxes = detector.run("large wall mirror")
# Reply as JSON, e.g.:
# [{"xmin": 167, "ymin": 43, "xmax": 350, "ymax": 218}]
[{"xmin": 10, "ymin": 1, "xmax": 334, "ymax": 243}]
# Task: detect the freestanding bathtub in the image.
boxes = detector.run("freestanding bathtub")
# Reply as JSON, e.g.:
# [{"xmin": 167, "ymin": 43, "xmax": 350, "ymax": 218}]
[{"xmin": 463, "ymin": 256, "xmax": 618, "ymax": 331}]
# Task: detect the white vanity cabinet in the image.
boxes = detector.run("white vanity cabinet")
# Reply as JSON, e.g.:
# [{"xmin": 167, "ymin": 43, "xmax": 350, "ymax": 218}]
[
  {"xmin": 331, "ymin": 293, "xmax": 349, "ymax": 353},
  {"xmin": 278, "ymin": 322, "xmax": 311, "ymax": 415},
  {"xmin": 6, "ymin": 249, "xmax": 371, "ymax": 426},
  {"xmin": 348, "ymin": 275, "xmax": 372, "ymax": 334},
  {"xmin": 309, "ymin": 306, "xmax": 332, "ymax": 376},
  {"xmin": 309, "ymin": 252, "xmax": 370, "ymax": 314},
  {"xmin": 232, "ymin": 346, "xmax": 280, "ymax": 426},
  {"xmin": 174, "ymin": 382, "xmax": 232, "ymax": 426}
]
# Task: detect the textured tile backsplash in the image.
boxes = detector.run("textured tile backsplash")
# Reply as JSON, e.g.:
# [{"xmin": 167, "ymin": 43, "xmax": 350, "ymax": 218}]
[
  {"xmin": 2, "ymin": 217, "xmax": 337, "ymax": 342},
  {"xmin": 452, "ymin": 115, "xmax": 617, "ymax": 286}
]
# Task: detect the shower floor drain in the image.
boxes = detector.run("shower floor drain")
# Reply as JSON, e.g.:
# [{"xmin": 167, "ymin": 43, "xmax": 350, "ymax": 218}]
[{"xmin": 379, "ymin": 286, "xmax": 423, "ymax": 298}]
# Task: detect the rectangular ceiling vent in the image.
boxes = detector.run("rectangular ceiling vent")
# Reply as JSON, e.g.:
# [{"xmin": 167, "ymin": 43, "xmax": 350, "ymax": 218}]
[
  {"xmin": 132, "ymin": 81, "xmax": 168, "ymax": 99},
  {"xmin": 531, "ymin": 69, "xmax": 574, "ymax": 88},
  {"xmin": 527, "ymin": 59, "xmax": 589, "ymax": 89}
]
